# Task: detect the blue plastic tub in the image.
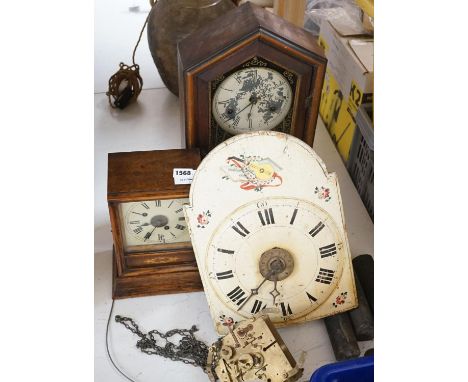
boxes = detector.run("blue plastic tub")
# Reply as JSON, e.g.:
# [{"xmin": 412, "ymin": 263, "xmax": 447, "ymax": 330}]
[{"xmin": 310, "ymin": 356, "xmax": 374, "ymax": 382}]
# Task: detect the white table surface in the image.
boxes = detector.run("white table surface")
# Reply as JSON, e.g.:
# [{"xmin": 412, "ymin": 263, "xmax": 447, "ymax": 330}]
[{"xmin": 94, "ymin": 87, "xmax": 374, "ymax": 382}]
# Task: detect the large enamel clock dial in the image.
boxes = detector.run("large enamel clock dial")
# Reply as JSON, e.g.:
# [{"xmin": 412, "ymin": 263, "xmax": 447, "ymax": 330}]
[
  {"xmin": 207, "ymin": 197, "xmax": 345, "ymax": 323},
  {"xmin": 184, "ymin": 132, "xmax": 357, "ymax": 334}
]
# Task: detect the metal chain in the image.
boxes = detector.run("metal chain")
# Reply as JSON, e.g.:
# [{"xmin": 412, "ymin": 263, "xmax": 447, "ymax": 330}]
[{"xmin": 115, "ymin": 315, "xmax": 210, "ymax": 369}]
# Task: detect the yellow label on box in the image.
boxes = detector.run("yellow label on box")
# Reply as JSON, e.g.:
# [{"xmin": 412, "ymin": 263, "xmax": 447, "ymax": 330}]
[
  {"xmin": 319, "ymin": 70, "xmax": 343, "ymax": 129},
  {"xmin": 318, "ymin": 35, "xmax": 329, "ymax": 54},
  {"xmin": 328, "ymin": 80, "xmax": 365, "ymax": 161}
]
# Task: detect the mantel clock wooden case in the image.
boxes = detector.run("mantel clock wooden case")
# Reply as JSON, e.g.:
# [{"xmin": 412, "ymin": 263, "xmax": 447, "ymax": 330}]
[
  {"xmin": 178, "ymin": 2, "xmax": 327, "ymax": 156},
  {"xmin": 107, "ymin": 149, "xmax": 203, "ymax": 299}
]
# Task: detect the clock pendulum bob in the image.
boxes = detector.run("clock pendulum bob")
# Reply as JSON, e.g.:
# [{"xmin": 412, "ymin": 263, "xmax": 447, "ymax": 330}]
[
  {"xmin": 352, "ymin": 255, "xmax": 374, "ymax": 313},
  {"xmin": 324, "ymin": 313, "xmax": 360, "ymax": 361},
  {"xmin": 348, "ymin": 273, "xmax": 374, "ymax": 341}
]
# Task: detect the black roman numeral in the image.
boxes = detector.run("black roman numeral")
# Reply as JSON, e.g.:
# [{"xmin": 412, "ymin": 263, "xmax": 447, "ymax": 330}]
[
  {"xmin": 141, "ymin": 202, "xmax": 149, "ymax": 209},
  {"xmin": 251, "ymin": 300, "xmax": 266, "ymax": 314},
  {"xmin": 167, "ymin": 201, "xmax": 174, "ymax": 208},
  {"xmin": 217, "ymin": 248, "xmax": 235, "ymax": 255},
  {"xmin": 258, "ymin": 208, "xmax": 275, "ymax": 226},
  {"xmin": 178, "ymin": 217, "xmax": 185, "ymax": 221},
  {"xmin": 216, "ymin": 270, "xmax": 234, "ymax": 280},
  {"xmin": 158, "ymin": 234, "xmax": 165, "ymax": 242},
  {"xmin": 175, "ymin": 208, "xmax": 183, "ymax": 214},
  {"xmin": 319, "ymin": 243, "xmax": 337, "ymax": 258},
  {"xmin": 315, "ymin": 268, "xmax": 335, "ymax": 284},
  {"xmin": 227, "ymin": 286, "xmax": 247, "ymax": 305},
  {"xmin": 170, "ymin": 232, "xmax": 176, "ymax": 238},
  {"xmin": 289, "ymin": 208, "xmax": 298, "ymax": 225},
  {"xmin": 154, "ymin": 200, "xmax": 161, "ymax": 207},
  {"xmin": 232, "ymin": 115, "xmax": 241, "ymax": 127},
  {"xmin": 280, "ymin": 302, "xmax": 293, "ymax": 316},
  {"xmin": 309, "ymin": 221, "xmax": 325, "ymax": 237},
  {"xmin": 306, "ymin": 292, "xmax": 317, "ymax": 303},
  {"xmin": 133, "ymin": 227, "xmax": 143, "ymax": 234},
  {"xmin": 175, "ymin": 224, "xmax": 185, "ymax": 230},
  {"xmin": 129, "ymin": 220, "xmax": 140, "ymax": 224},
  {"xmin": 144, "ymin": 232, "xmax": 152, "ymax": 241},
  {"xmin": 232, "ymin": 222, "xmax": 250, "ymax": 237}
]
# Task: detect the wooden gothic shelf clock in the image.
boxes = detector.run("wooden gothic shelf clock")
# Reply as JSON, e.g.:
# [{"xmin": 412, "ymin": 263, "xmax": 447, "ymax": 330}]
[
  {"xmin": 107, "ymin": 149, "xmax": 203, "ymax": 299},
  {"xmin": 178, "ymin": 2, "xmax": 327, "ymax": 156},
  {"xmin": 184, "ymin": 132, "xmax": 357, "ymax": 334}
]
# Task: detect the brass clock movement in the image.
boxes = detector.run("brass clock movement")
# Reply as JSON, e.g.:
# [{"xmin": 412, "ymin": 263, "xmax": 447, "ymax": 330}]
[
  {"xmin": 178, "ymin": 2, "xmax": 327, "ymax": 156},
  {"xmin": 184, "ymin": 132, "xmax": 357, "ymax": 334},
  {"xmin": 107, "ymin": 148, "xmax": 203, "ymax": 299}
]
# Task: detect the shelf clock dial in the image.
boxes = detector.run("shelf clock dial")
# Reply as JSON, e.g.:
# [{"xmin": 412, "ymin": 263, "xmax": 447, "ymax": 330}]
[
  {"xmin": 121, "ymin": 199, "xmax": 189, "ymax": 247},
  {"xmin": 207, "ymin": 198, "xmax": 344, "ymax": 323},
  {"xmin": 212, "ymin": 67, "xmax": 293, "ymax": 135}
]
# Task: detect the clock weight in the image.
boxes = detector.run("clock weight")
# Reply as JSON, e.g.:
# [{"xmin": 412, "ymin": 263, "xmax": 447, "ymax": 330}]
[
  {"xmin": 348, "ymin": 273, "xmax": 374, "ymax": 341},
  {"xmin": 324, "ymin": 313, "xmax": 360, "ymax": 361}
]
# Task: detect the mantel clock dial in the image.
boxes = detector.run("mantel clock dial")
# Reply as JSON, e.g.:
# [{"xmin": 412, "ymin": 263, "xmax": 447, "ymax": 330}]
[
  {"xmin": 121, "ymin": 199, "xmax": 189, "ymax": 248},
  {"xmin": 178, "ymin": 2, "xmax": 326, "ymax": 156},
  {"xmin": 184, "ymin": 132, "xmax": 357, "ymax": 334}
]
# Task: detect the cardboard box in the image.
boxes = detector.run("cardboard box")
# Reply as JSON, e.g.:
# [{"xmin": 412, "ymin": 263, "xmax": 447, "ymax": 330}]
[{"xmin": 318, "ymin": 20, "xmax": 373, "ymax": 161}]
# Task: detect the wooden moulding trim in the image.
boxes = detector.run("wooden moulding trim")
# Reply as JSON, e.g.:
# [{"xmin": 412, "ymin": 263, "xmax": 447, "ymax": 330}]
[
  {"xmin": 107, "ymin": 190, "xmax": 190, "ymax": 203},
  {"xmin": 304, "ymin": 62, "xmax": 326, "ymax": 144},
  {"xmin": 185, "ymin": 71, "xmax": 196, "ymax": 148},
  {"xmin": 260, "ymin": 32, "xmax": 326, "ymax": 67},
  {"xmin": 113, "ymin": 270, "xmax": 203, "ymax": 299},
  {"xmin": 119, "ymin": 263, "xmax": 200, "ymax": 277},
  {"xmin": 109, "ymin": 206, "xmax": 124, "ymax": 275},
  {"xmin": 125, "ymin": 248, "xmax": 195, "ymax": 270}
]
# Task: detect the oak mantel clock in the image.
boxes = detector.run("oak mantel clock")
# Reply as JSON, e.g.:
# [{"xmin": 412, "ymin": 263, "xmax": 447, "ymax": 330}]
[
  {"xmin": 184, "ymin": 132, "xmax": 357, "ymax": 334},
  {"xmin": 178, "ymin": 2, "xmax": 327, "ymax": 156},
  {"xmin": 107, "ymin": 149, "xmax": 203, "ymax": 299}
]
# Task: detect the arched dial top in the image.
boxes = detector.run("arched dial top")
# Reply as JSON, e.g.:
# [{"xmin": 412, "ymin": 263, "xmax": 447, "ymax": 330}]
[
  {"xmin": 206, "ymin": 197, "xmax": 345, "ymax": 323},
  {"xmin": 212, "ymin": 67, "xmax": 293, "ymax": 134},
  {"xmin": 121, "ymin": 199, "xmax": 190, "ymax": 248}
]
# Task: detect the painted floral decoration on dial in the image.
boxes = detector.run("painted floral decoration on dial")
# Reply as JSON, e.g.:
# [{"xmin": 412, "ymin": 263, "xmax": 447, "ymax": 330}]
[
  {"xmin": 212, "ymin": 67, "xmax": 293, "ymax": 135},
  {"xmin": 121, "ymin": 199, "xmax": 189, "ymax": 247}
]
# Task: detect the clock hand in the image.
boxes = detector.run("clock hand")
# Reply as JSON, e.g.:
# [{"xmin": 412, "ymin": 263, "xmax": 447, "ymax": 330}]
[
  {"xmin": 246, "ymin": 102, "xmax": 255, "ymax": 121},
  {"xmin": 231, "ymin": 94, "xmax": 260, "ymax": 118},
  {"xmin": 237, "ymin": 270, "xmax": 275, "ymax": 311},
  {"xmin": 144, "ymin": 226, "xmax": 157, "ymax": 242},
  {"xmin": 234, "ymin": 100, "xmax": 254, "ymax": 116},
  {"xmin": 131, "ymin": 212, "xmax": 148, "ymax": 217},
  {"xmin": 269, "ymin": 275, "xmax": 280, "ymax": 305}
]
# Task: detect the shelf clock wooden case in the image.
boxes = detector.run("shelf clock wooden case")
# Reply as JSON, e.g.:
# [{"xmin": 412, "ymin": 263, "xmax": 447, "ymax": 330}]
[
  {"xmin": 107, "ymin": 149, "xmax": 203, "ymax": 299},
  {"xmin": 178, "ymin": 2, "xmax": 327, "ymax": 156}
]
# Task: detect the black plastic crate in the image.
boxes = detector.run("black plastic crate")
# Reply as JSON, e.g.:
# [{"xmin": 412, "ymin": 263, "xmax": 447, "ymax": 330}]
[{"xmin": 347, "ymin": 103, "xmax": 373, "ymax": 220}]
